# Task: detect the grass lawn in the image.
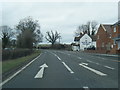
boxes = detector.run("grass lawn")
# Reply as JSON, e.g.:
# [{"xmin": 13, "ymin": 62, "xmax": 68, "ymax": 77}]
[{"xmin": 2, "ymin": 50, "xmax": 41, "ymax": 74}]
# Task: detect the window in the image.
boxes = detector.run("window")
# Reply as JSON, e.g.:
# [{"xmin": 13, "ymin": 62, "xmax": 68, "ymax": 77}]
[
  {"xmin": 114, "ymin": 27, "xmax": 116, "ymax": 32},
  {"xmin": 109, "ymin": 34, "xmax": 111, "ymax": 38},
  {"xmin": 113, "ymin": 40, "xmax": 116, "ymax": 45},
  {"xmin": 97, "ymin": 35, "xmax": 99, "ymax": 39},
  {"xmin": 102, "ymin": 42, "xmax": 104, "ymax": 47}
]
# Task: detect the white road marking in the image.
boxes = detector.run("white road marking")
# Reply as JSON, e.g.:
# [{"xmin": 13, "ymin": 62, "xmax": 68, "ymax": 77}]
[
  {"xmin": 52, "ymin": 53, "xmax": 62, "ymax": 61},
  {"xmin": 86, "ymin": 60, "xmax": 92, "ymax": 63},
  {"xmin": 86, "ymin": 60, "xmax": 115, "ymax": 70},
  {"xmin": 83, "ymin": 86, "xmax": 89, "ymax": 90},
  {"xmin": 34, "ymin": 63, "xmax": 48, "ymax": 78},
  {"xmin": 0, "ymin": 53, "xmax": 42, "ymax": 87},
  {"xmin": 87, "ymin": 60, "xmax": 100, "ymax": 65},
  {"xmin": 104, "ymin": 66, "xmax": 115, "ymax": 70},
  {"xmin": 67, "ymin": 54, "xmax": 71, "ymax": 56},
  {"xmin": 79, "ymin": 63, "xmax": 107, "ymax": 76},
  {"xmin": 62, "ymin": 62, "xmax": 74, "ymax": 74},
  {"xmin": 78, "ymin": 57, "xmax": 82, "ymax": 59},
  {"xmin": 101, "ymin": 58, "xmax": 105, "ymax": 60},
  {"xmin": 57, "ymin": 56, "xmax": 62, "ymax": 61}
]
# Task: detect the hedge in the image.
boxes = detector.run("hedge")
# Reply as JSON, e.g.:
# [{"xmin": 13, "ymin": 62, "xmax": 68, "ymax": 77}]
[{"xmin": 2, "ymin": 49, "xmax": 34, "ymax": 61}]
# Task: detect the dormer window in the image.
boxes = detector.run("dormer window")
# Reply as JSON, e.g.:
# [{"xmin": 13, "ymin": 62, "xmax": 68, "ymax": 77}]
[{"xmin": 114, "ymin": 27, "xmax": 116, "ymax": 32}]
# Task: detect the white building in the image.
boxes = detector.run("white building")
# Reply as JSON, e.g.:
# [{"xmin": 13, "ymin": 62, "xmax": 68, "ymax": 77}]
[
  {"xmin": 71, "ymin": 36, "xmax": 80, "ymax": 51},
  {"xmin": 80, "ymin": 34, "xmax": 92, "ymax": 50},
  {"xmin": 72, "ymin": 33, "xmax": 96, "ymax": 51}
]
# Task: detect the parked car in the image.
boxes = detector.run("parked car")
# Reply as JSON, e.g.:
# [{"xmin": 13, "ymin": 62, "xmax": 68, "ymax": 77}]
[{"xmin": 87, "ymin": 45, "xmax": 95, "ymax": 50}]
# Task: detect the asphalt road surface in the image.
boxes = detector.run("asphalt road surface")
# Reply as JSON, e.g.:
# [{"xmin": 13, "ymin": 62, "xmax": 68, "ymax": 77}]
[{"xmin": 1, "ymin": 50, "xmax": 119, "ymax": 88}]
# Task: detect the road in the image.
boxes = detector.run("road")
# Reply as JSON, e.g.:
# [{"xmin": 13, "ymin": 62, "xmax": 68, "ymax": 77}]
[{"xmin": 1, "ymin": 50, "xmax": 119, "ymax": 88}]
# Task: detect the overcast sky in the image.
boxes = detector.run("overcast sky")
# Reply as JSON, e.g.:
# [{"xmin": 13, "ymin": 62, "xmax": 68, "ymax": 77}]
[{"xmin": 1, "ymin": 2, "xmax": 118, "ymax": 44}]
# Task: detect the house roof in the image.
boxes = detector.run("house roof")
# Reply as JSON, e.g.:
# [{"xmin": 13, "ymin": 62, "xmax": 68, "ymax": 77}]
[
  {"xmin": 101, "ymin": 24, "xmax": 112, "ymax": 34},
  {"xmin": 74, "ymin": 33, "xmax": 96, "ymax": 41},
  {"xmin": 113, "ymin": 20, "xmax": 120, "ymax": 26},
  {"xmin": 74, "ymin": 34, "xmax": 84, "ymax": 41},
  {"xmin": 74, "ymin": 36, "xmax": 80, "ymax": 41}
]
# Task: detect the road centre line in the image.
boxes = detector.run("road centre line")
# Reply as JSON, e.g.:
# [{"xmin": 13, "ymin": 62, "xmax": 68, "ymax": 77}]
[
  {"xmin": 62, "ymin": 62, "xmax": 74, "ymax": 74},
  {"xmin": 52, "ymin": 53, "xmax": 62, "ymax": 61},
  {"xmin": 0, "ymin": 53, "xmax": 42, "ymax": 87},
  {"xmin": 51, "ymin": 52, "xmax": 74, "ymax": 74},
  {"xmin": 79, "ymin": 63, "xmax": 107, "ymax": 76}
]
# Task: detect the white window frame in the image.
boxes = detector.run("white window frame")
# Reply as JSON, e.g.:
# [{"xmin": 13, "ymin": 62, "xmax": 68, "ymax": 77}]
[{"xmin": 114, "ymin": 27, "xmax": 116, "ymax": 32}]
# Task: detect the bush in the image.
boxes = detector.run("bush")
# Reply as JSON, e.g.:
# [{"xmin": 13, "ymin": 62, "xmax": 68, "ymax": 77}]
[{"xmin": 2, "ymin": 49, "xmax": 34, "ymax": 61}]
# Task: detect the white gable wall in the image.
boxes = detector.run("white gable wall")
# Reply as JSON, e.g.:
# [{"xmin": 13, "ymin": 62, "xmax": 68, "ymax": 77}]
[
  {"xmin": 92, "ymin": 41, "xmax": 96, "ymax": 47},
  {"xmin": 80, "ymin": 34, "xmax": 92, "ymax": 50}
]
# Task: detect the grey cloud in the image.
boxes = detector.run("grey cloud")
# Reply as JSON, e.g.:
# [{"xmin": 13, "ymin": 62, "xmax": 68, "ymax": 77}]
[{"xmin": 2, "ymin": 2, "xmax": 118, "ymax": 44}]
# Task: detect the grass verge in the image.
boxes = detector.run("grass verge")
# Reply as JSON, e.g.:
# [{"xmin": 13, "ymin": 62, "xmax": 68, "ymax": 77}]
[{"xmin": 2, "ymin": 50, "xmax": 41, "ymax": 74}]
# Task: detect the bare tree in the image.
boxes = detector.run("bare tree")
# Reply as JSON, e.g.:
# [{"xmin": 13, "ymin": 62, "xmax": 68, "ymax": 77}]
[
  {"xmin": 91, "ymin": 21, "xmax": 98, "ymax": 35},
  {"xmin": 74, "ymin": 21, "xmax": 98, "ymax": 36},
  {"xmin": 86, "ymin": 21, "xmax": 91, "ymax": 35},
  {"xmin": 0, "ymin": 26, "xmax": 14, "ymax": 49},
  {"xmin": 45, "ymin": 30, "xmax": 61, "ymax": 45},
  {"xmin": 74, "ymin": 24, "xmax": 86, "ymax": 36}
]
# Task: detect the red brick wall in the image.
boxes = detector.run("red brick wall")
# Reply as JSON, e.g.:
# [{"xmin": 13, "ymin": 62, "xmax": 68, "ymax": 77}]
[
  {"xmin": 96, "ymin": 25, "xmax": 111, "ymax": 54},
  {"xmin": 96, "ymin": 24, "xmax": 120, "ymax": 54},
  {"xmin": 110, "ymin": 25, "xmax": 120, "ymax": 54}
]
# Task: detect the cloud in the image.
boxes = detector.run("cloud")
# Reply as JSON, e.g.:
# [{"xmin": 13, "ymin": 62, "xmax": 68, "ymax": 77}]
[{"xmin": 1, "ymin": 2, "xmax": 118, "ymax": 43}]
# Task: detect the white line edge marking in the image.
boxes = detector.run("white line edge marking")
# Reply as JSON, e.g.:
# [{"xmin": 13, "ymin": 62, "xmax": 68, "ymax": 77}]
[
  {"xmin": 79, "ymin": 63, "xmax": 107, "ymax": 76},
  {"xmin": 62, "ymin": 62, "xmax": 74, "ymax": 74},
  {"xmin": 0, "ymin": 53, "xmax": 42, "ymax": 87}
]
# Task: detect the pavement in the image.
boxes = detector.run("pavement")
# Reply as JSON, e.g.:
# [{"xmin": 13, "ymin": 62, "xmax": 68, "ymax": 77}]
[{"xmin": 1, "ymin": 50, "xmax": 119, "ymax": 89}]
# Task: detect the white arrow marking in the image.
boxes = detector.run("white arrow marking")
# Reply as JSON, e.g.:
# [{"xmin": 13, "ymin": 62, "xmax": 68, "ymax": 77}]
[
  {"xmin": 79, "ymin": 63, "xmax": 107, "ymax": 76},
  {"xmin": 34, "ymin": 63, "xmax": 48, "ymax": 78}
]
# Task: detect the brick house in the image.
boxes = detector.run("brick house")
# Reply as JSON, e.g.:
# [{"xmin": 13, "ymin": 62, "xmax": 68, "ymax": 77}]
[
  {"xmin": 96, "ymin": 21, "xmax": 120, "ymax": 54},
  {"xmin": 96, "ymin": 24, "xmax": 112, "ymax": 54},
  {"xmin": 111, "ymin": 21, "xmax": 120, "ymax": 54}
]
